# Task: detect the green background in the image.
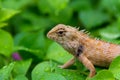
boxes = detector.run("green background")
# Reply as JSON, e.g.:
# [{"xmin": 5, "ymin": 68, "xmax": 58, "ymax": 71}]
[{"xmin": 0, "ymin": 0, "xmax": 120, "ymax": 80}]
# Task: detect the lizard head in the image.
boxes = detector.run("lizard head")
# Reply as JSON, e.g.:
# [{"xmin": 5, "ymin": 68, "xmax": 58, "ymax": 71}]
[
  {"xmin": 47, "ymin": 24, "xmax": 79, "ymax": 44},
  {"xmin": 47, "ymin": 24, "xmax": 86, "ymax": 55}
]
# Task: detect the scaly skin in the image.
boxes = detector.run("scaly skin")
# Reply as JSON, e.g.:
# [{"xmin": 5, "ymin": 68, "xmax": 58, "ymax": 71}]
[{"xmin": 47, "ymin": 24, "xmax": 120, "ymax": 77}]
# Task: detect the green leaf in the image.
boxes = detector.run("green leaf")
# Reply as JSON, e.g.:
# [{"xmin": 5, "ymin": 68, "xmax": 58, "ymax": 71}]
[
  {"xmin": 109, "ymin": 56, "xmax": 120, "ymax": 80},
  {"xmin": 99, "ymin": 18, "xmax": 120, "ymax": 39},
  {"xmin": 0, "ymin": 8, "xmax": 19, "ymax": 22},
  {"xmin": 88, "ymin": 70, "xmax": 115, "ymax": 80},
  {"xmin": 20, "ymin": 12, "xmax": 53, "ymax": 31},
  {"xmin": 38, "ymin": 0, "xmax": 72, "ymax": 23},
  {"xmin": 50, "ymin": 6, "xmax": 72, "ymax": 23},
  {"xmin": 55, "ymin": 68, "xmax": 86, "ymax": 80},
  {"xmin": 14, "ymin": 31, "xmax": 45, "ymax": 50},
  {"xmin": 79, "ymin": 10, "xmax": 110, "ymax": 29},
  {"xmin": 0, "ymin": 56, "xmax": 7, "ymax": 68},
  {"xmin": 14, "ymin": 75, "xmax": 28, "ymax": 80},
  {"xmin": 0, "ymin": 22, "xmax": 7, "ymax": 28},
  {"xmin": 99, "ymin": 26, "xmax": 120, "ymax": 39},
  {"xmin": 14, "ymin": 46, "xmax": 41, "ymax": 55},
  {"xmin": 75, "ymin": 59, "xmax": 87, "ymax": 72},
  {"xmin": 100, "ymin": 0, "xmax": 120, "ymax": 14},
  {"xmin": 14, "ymin": 31, "xmax": 45, "ymax": 59},
  {"xmin": 46, "ymin": 42, "xmax": 72, "ymax": 63},
  {"xmin": 32, "ymin": 61, "xmax": 57, "ymax": 80},
  {"xmin": 13, "ymin": 59, "xmax": 32, "ymax": 76},
  {"xmin": 2, "ymin": 0, "xmax": 32, "ymax": 9},
  {"xmin": 0, "ymin": 29, "xmax": 14, "ymax": 57},
  {"xmin": 32, "ymin": 61, "xmax": 86, "ymax": 80},
  {"xmin": 0, "ymin": 62, "xmax": 15, "ymax": 80},
  {"xmin": 38, "ymin": 0, "xmax": 69, "ymax": 14},
  {"xmin": 70, "ymin": 0, "xmax": 92, "ymax": 11},
  {"xmin": 40, "ymin": 73, "xmax": 66, "ymax": 80}
]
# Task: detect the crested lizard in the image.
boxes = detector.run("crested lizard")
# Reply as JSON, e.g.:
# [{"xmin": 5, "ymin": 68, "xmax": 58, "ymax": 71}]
[{"xmin": 47, "ymin": 24, "xmax": 120, "ymax": 77}]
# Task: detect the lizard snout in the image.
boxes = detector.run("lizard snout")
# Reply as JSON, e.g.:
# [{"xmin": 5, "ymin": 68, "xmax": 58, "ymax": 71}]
[
  {"xmin": 47, "ymin": 31, "xmax": 51, "ymax": 39},
  {"xmin": 47, "ymin": 30, "xmax": 55, "ymax": 40}
]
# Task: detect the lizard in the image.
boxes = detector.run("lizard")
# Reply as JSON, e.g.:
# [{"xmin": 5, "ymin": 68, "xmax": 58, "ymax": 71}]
[{"xmin": 47, "ymin": 24, "xmax": 120, "ymax": 77}]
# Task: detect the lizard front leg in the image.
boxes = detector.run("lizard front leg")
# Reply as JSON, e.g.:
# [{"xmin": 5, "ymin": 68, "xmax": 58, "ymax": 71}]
[
  {"xmin": 59, "ymin": 57, "xmax": 75, "ymax": 68},
  {"xmin": 78, "ymin": 54, "xmax": 96, "ymax": 77}
]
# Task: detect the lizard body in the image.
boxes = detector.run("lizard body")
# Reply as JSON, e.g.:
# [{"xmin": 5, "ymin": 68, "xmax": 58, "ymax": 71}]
[{"xmin": 47, "ymin": 24, "xmax": 120, "ymax": 77}]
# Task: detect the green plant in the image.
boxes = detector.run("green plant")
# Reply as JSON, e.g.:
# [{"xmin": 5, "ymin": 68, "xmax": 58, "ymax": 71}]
[{"xmin": 0, "ymin": 0, "xmax": 120, "ymax": 80}]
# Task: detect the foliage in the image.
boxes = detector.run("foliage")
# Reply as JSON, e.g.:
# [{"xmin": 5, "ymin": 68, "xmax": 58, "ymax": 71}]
[{"xmin": 0, "ymin": 0, "xmax": 120, "ymax": 80}]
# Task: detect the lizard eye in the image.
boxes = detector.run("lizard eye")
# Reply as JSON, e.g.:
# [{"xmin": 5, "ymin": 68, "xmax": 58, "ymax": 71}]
[
  {"xmin": 58, "ymin": 31, "xmax": 63, "ymax": 34},
  {"xmin": 57, "ymin": 30, "xmax": 66, "ymax": 37}
]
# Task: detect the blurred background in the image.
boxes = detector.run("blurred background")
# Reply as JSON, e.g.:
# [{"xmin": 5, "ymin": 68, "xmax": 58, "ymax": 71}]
[{"xmin": 0, "ymin": 0, "xmax": 120, "ymax": 80}]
